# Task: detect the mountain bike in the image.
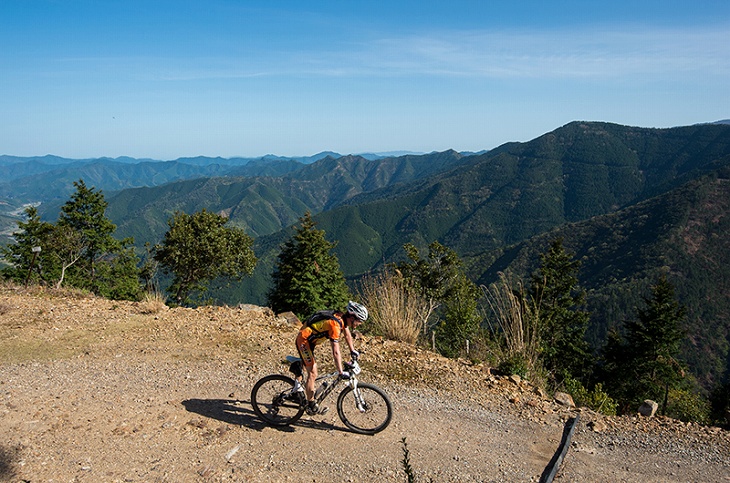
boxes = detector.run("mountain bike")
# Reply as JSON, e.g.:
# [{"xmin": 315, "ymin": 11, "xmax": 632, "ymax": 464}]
[{"xmin": 250, "ymin": 357, "xmax": 392, "ymax": 435}]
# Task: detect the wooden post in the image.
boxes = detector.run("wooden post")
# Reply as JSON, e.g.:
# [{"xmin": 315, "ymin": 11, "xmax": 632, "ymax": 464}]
[
  {"xmin": 25, "ymin": 246, "xmax": 41, "ymax": 288},
  {"xmin": 431, "ymin": 331, "xmax": 436, "ymax": 351}
]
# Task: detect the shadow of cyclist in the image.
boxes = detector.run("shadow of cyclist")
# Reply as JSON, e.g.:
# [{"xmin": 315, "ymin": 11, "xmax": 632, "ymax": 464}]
[
  {"xmin": 182, "ymin": 398, "xmax": 269, "ymax": 430},
  {"xmin": 181, "ymin": 398, "xmax": 350, "ymax": 433}
]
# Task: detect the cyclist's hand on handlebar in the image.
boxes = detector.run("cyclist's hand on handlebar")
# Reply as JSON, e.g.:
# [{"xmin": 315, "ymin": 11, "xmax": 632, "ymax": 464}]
[
  {"xmin": 339, "ymin": 371, "xmax": 351, "ymax": 380},
  {"xmin": 350, "ymin": 350, "xmax": 360, "ymax": 361}
]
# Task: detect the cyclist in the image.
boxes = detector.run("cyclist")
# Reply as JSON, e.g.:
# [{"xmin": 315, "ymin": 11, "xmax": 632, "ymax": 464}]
[{"xmin": 294, "ymin": 301, "xmax": 368, "ymax": 415}]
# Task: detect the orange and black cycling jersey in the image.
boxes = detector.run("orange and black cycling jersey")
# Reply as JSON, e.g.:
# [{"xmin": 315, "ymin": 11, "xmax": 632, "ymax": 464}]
[{"xmin": 299, "ymin": 312, "xmax": 345, "ymax": 347}]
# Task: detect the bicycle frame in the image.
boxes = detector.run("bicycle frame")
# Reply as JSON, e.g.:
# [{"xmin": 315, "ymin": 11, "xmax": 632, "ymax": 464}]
[
  {"xmin": 312, "ymin": 369, "xmax": 341, "ymax": 404},
  {"xmin": 313, "ymin": 361, "xmax": 361, "ymax": 407}
]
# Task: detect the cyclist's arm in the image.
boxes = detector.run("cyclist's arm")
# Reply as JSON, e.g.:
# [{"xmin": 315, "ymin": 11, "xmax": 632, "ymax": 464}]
[
  {"xmin": 343, "ymin": 326, "xmax": 356, "ymax": 357},
  {"xmin": 331, "ymin": 338, "xmax": 344, "ymax": 374}
]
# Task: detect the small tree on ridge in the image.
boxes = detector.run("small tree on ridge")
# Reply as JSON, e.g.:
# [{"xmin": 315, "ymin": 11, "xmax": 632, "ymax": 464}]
[{"xmin": 268, "ymin": 212, "xmax": 350, "ymax": 320}]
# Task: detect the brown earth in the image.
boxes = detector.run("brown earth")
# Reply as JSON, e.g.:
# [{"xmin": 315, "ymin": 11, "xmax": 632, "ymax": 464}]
[{"xmin": 1, "ymin": 284, "xmax": 729, "ymax": 482}]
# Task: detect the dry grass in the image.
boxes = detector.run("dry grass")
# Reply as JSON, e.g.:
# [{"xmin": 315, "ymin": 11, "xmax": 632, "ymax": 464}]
[
  {"xmin": 481, "ymin": 273, "xmax": 543, "ymax": 381},
  {"xmin": 0, "ymin": 332, "xmax": 94, "ymax": 363},
  {"xmin": 359, "ymin": 269, "xmax": 429, "ymax": 344},
  {"xmin": 0, "ymin": 283, "xmax": 261, "ymax": 365},
  {"xmin": 138, "ymin": 291, "xmax": 169, "ymax": 314}
]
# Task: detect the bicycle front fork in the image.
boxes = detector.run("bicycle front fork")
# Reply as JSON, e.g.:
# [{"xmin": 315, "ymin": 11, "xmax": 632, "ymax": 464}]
[{"xmin": 351, "ymin": 381, "xmax": 367, "ymax": 412}]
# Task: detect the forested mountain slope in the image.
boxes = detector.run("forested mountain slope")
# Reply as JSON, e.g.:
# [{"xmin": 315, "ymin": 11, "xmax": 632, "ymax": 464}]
[
  {"xmin": 99, "ymin": 122, "xmax": 730, "ymax": 312},
  {"xmin": 221, "ymin": 123, "xmax": 730, "ymax": 391},
  {"xmin": 106, "ymin": 150, "xmax": 466, "ymax": 245},
  {"xmin": 307, "ymin": 122, "xmax": 730, "ymax": 274},
  {"xmin": 474, "ymin": 167, "xmax": 730, "ymax": 389}
]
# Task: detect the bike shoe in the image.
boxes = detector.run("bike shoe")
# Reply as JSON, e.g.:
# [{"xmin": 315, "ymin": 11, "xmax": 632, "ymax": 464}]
[{"xmin": 306, "ymin": 401, "xmax": 319, "ymax": 415}]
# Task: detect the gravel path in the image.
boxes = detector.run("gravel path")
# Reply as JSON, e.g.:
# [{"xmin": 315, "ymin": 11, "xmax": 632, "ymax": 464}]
[
  {"xmin": 1, "ymin": 286, "xmax": 729, "ymax": 482},
  {"xmin": 2, "ymin": 359, "xmax": 559, "ymax": 482}
]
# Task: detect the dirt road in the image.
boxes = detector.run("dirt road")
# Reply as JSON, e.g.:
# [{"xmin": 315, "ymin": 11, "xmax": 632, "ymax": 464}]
[{"xmin": 1, "ymin": 286, "xmax": 728, "ymax": 482}]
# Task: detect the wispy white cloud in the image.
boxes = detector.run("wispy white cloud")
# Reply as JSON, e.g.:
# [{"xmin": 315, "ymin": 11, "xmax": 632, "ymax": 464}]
[
  {"xmin": 44, "ymin": 24, "xmax": 730, "ymax": 83},
  {"xmin": 344, "ymin": 25, "xmax": 730, "ymax": 79}
]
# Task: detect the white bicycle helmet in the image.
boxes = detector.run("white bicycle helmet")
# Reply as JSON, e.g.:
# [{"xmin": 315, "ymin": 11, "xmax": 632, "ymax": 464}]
[{"xmin": 346, "ymin": 301, "xmax": 368, "ymax": 322}]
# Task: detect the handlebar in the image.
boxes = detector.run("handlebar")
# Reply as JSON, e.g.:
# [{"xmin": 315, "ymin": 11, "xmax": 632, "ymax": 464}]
[{"xmin": 343, "ymin": 360, "xmax": 361, "ymax": 376}]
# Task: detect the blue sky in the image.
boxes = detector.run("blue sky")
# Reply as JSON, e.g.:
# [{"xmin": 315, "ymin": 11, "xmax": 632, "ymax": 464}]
[{"xmin": 1, "ymin": 1, "xmax": 729, "ymax": 160}]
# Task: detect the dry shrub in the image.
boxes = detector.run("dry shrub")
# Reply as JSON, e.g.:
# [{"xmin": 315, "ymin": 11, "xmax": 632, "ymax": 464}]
[
  {"xmin": 481, "ymin": 273, "xmax": 543, "ymax": 382},
  {"xmin": 138, "ymin": 291, "xmax": 168, "ymax": 314},
  {"xmin": 359, "ymin": 269, "xmax": 429, "ymax": 344}
]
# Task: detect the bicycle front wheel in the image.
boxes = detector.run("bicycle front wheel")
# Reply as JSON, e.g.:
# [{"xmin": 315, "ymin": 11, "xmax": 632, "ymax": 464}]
[
  {"xmin": 250, "ymin": 374, "xmax": 305, "ymax": 426},
  {"xmin": 337, "ymin": 383, "xmax": 392, "ymax": 435}
]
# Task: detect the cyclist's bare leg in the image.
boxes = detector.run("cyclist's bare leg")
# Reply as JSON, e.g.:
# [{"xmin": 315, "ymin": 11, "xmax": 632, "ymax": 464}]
[
  {"xmin": 296, "ymin": 335, "xmax": 317, "ymax": 402},
  {"xmin": 305, "ymin": 362, "xmax": 318, "ymax": 401}
]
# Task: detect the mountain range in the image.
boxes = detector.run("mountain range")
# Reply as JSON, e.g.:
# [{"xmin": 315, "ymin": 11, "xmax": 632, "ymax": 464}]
[{"xmin": 2, "ymin": 120, "xmax": 729, "ymax": 390}]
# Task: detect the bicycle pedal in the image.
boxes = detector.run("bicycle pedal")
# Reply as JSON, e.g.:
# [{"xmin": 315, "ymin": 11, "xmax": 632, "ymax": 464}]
[{"xmin": 318, "ymin": 406, "xmax": 329, "ymax": 415}]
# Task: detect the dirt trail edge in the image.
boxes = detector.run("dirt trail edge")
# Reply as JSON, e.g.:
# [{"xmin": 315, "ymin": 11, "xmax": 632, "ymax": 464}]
[{"xmin": 1, "ymin": 286, "xmax": 728, "ymax": 482}]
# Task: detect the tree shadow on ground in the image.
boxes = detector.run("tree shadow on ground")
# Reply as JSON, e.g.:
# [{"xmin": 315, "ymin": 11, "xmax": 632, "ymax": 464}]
[
  {"xmin": 181, "ymin": 398, "xmax": 349, "ymax": 434},
  {"xmin": 0, "ymin": 444, "xmax": 18, "ymax": 482}
]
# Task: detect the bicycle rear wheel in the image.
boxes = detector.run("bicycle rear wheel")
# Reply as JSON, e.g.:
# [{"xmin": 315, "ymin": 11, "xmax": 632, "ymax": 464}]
[
  {"xmin": 251, "ymin": 374, "xmax": 305, "ymax": 426},
  {"xmin": 337, "ymin": 383, "xmax": 392, "ymax": 435}
]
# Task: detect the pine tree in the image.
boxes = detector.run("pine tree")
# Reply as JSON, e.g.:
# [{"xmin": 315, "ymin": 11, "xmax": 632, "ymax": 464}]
[
  {"xmin": 530, "ymin": 238, "xmax": 591, "ymax": 383},
  {"xmin": 57, "ymin": 180, "xmax": 119, "ymax": 271},
  {"xmin": 267, "ymin": 212, "xmax": 350, "ymax": 320},
  {"xmin": 624, "ymin": 276, "xmax": 686, "ymax": 414},
  {"xmin": 600, "ymin": 276, "xmax": 687, "ymax": 415},
  {"xmin": 55, "ymin": 179, "xmax": 142, "ymax": 296},
  {"xmin": 0, "ymin": 206, "xmax": 54, "ymax": 284}
]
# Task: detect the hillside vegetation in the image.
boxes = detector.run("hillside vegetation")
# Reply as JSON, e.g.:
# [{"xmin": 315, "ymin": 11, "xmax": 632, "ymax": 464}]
[
  {"xmin": 3, "ymin": 120, "xmax": 730, "ymax": 407},
  {"xmin": 217, "ymin": 123, "xmax": 730, "ymax": 395},
  {"xmin": 477, "ymin": 168, "xmax": 730, "ymax": 389}
]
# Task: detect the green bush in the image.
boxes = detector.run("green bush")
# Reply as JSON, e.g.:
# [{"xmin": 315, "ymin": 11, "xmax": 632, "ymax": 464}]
[
  {"xmin": 665, "ymin": 388, "xmax": 711, "ymax": 424},
  {"xmin": 498, "ymin": 353, "xmax": 530, "ymax": 379},
  {"xmin": 563, "ymin": 376, "xmax": 618, "ymax": 416}
]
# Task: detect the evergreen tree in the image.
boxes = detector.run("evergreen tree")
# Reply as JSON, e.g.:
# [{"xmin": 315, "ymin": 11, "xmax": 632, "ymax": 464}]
[
  {"xmin": 529, "ymin": 238, "xmax": 591, "ymax": 383},
  {"xmin": 268, "ymin": 212, "xmax": 350, "ymax": 320},
  {"xmin": 57, "ymin": 180, "xmax": 119, "ymax": 272},
  {"xmin": 397, "ymin": 241, "xmax": 480, "ymax": 357},
  {"xmin": 601, "ymin": 276, "xmax": 687, "ymax": 415},
  {"xmin": 625, "ymin": 276, "xmax": 687, "ymax": 414},
  {"xmin": 438, "ymin": 277, "xmax": 480, "ymax": 358},
  {"xmin": 0, "ymin": 206, "xmax": 54, "ymax": 284},
  {"xmin": 54, "ymin": 179, "xmax": 141, "ymax": 297},
  {"xmin": 154, "ymin": 209, "xmax": 257, "ymax": 305}
]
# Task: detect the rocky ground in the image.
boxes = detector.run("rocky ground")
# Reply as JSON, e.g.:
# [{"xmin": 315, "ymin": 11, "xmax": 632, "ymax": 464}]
[{"xmin": 1, "ymin": 284, "xmax": 729, "ymax": 482}]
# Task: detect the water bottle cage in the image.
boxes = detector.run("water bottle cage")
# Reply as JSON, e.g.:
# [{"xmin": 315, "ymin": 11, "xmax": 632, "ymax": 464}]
[{"xmin": 314, "ymin": 378, "xmax": 337, "ymax": 403}]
